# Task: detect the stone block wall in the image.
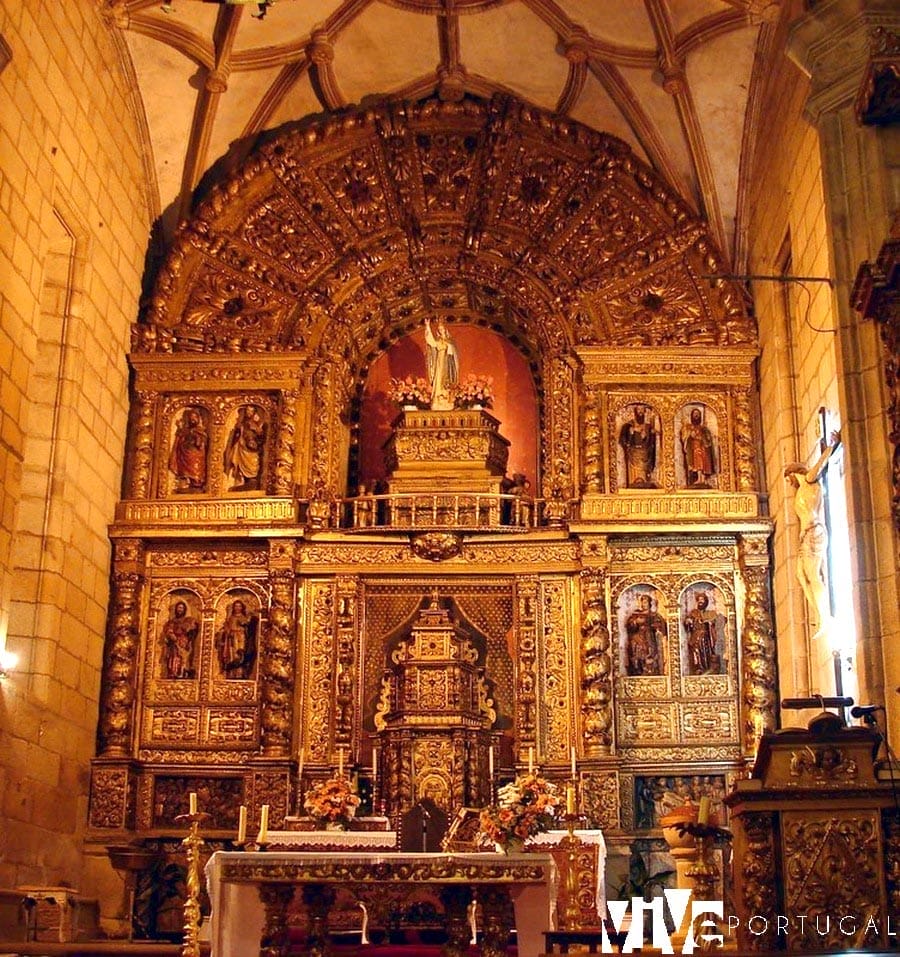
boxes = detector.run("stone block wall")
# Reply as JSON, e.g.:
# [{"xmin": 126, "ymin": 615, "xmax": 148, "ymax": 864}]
[{"xmin": 0, "ymin": 0, "xmax": 151, "ymax": 892}]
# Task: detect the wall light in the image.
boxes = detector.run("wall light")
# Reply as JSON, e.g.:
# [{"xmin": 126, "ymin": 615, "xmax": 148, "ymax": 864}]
[{"xmin": 0, "ymin": 648, "xmax": 18, "ymax": 679}]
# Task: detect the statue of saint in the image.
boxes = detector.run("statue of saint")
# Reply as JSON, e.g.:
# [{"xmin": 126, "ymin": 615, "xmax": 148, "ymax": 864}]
[
  {"xmin": 168, "ymin": 407, "xmax": 208, "ymax": 492},
  {"xmin": 424, "ymin": 317, "xmax": 458, "ymax": 411},
  {"xmin": 625, "ymin": 592, "xmax": 666, "ymax": 676},
  {"xmin": 160, "ymin": 599, "xmax": 200, "ymax": 679},
  {"xmin": 680, "ymin": 407, "xmax": 717, "ymax": 488},
  {"xmin": 216, "ymin": 598, "xmax": 258, "ymax": 679},
  {"xmin": 619, "ymin": 406, "xmax": 658, "ymax": 488},
  {"xmin": 784, "ymin": 431, "xmax": 842, "ymax": 639},
  {"xmin": 224, "ymin": 405, "xmax": 267, "ymax": 491},
  {"xmin": 683, "ymin": 590, "xmax": 723, "ymax": 674}
]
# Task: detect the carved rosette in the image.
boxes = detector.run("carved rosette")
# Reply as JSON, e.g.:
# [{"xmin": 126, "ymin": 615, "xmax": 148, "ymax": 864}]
[
  {"xmin": 127, "ymin": 391, "xmax": 156, "ymax": 499},
  {"xmin": 738, "ymin": 535, "xmax": 776, "ymax": 760},
  {"xmin": 99, "ymin": 568, "xmax": 145, "ymax": 755},
  {"xmin": 579, "ymin": 567, "xmax": 613, "ymax": 754},
  {"xmin": 273, "ymin": 389, "xmax": 298, "ymax": 497},
  {"xmin": 260, "ymin": 568, "xmax": 295, "ymax": 755}
]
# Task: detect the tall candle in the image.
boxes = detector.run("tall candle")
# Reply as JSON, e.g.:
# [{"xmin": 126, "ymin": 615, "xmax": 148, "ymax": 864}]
[
  {"xmin": 698, "ymin": 797, "xmax": 710, "ymax": 825},
  {"xmin": 237, "ymin": 805, "xmax": 247, "ymax": 844},
  {"xmin": 297, "ymin": 748, "xmax": 304, "ymax": 779},
  {"xmin": 257, "ymin": 804, "xmax": 269, "ymax": 844},
  {"xmin": 372, "ymin": 748, "xmax": 378, "ymax": 784},
  {"xmin": 528, "ymin": 746, "xmax": 534, "ymax": 774},
  {"xmin": 488, "ymin": 745, "xmax": 494, "ymax": 778},
  {"xmin": 570, "ymin": 746, "xmax": 576, "ymax": 778},
  {"xmin": 338, "ymin": 748, "xmax": 344, "ymax": 776},
  {"xmin": 189, "ymin": 792, "xmax": 198, "ymax": 815}
]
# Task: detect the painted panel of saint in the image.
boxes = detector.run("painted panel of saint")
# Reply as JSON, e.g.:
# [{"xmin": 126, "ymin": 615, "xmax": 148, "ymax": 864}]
[
  {"xmin": 215, "ymin": 594, "xmax": 259, "ymax": 680},
  {"xmin": 168, "ymin": 406, "xmax": 209, "ymax": 493},
  {"xmin": 681, "ymin": 583, "xmax": 727, "ymax": 675},
  {"xmin": 159, "ymin": 594, "xmax": 201, "ymax": 679},
  {"xmin": 621, "ymin": 586, "xmax": 667, "ymax": 676},
  {"xmin": 223, "ymin": 404, "xmax": 268, "ymax": 492},
  {"xmin": 676, "ymin": 404, "xmax": 719, "ymax": 489},
  {"xmin": 616, "ymin": 404, "xmax": 660, "ymax": 489}
]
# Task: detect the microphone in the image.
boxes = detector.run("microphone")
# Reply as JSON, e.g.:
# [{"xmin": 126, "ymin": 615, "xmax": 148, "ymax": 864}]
[{"xmin": 850, "ymin": 704, "xmax": 885, "ymax": 719}]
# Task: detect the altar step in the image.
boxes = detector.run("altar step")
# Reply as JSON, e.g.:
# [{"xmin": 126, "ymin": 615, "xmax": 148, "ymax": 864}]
[{"xmin": 0, "ymin": 943, "xmax": 208, "ymax": 956}]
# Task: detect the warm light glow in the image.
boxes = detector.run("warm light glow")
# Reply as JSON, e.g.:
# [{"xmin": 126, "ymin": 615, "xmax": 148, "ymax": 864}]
[{"xmin": 0, "ymin": 648, "xmax": 18, "ymax": 678}]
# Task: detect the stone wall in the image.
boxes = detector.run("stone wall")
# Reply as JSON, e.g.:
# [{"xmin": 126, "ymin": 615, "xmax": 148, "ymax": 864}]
[
  {"xmin": 742, "ymin": 5, "xmax": 849, "ymax": 708},
  {"xmin": 0, "ymin": 0, "xmax": 151, "ymax": 894}
]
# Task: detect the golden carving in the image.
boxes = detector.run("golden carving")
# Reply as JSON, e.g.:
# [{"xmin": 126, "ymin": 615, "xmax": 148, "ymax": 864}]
[
  {"xmin": 782, "ymin": 812, "xmax": 883, "ymax": 950},
  {"xmin": 618, "ymin": 703, "xmax": 675, "ymax": 743},
  {"xmin": 99, "ymin": 570, "xmax": 144, "ymax": 755},
  {"xmin": 788, "ymin": 745, "xmax": 859, "ymax": 784},
  {"xmin": 89, "ymin": 765, "xmax": 131, "ymax": 829},
  {"xmin": 305, "ymin": 581, "xmax": 336, "ymax": 763},
  {"xmin": 540, "ymin": 578, "xmax": 572, "ymax": 762},
  {"xmin": 580, "ymin": 493, "xmax": 759, "ymax": 520},
  {"xmin": 579, "ymin": 568, "xmax": 613, "ymax": 754},
  {"xmin": 411, "ymin": 532, "xmax": 463, "ymax": 561},
  {"xmin": 738, "ymin": 539, "xmax": 777, "ymax": 759},
  {"xmin": 515, "ymin": 578, "xmax": 538, "ymax": 746},
  {"xmin": 150, "ymin": 549, "xmax": 267, "ymax": 567},
  {"xmin": 128, "ymin": 392, "xmax": 156, "ymax": 499},
  {"xmin": 580, "ymin": 390, "xmax": 604, "ymax": 493},
  {"xmin": 680, "ymin": 702, "xmax": 736, "ymax": 742},
  {"xmin": 117, "ymin": 498, "xmax": 296, "ymax": 525},
  {"xmin": 260, "ymin": 570, "xmax": 295, "ymax": 756},
  {"xmin": 582, "ymin": 770, "xmax": 620, "ymax": 831}
]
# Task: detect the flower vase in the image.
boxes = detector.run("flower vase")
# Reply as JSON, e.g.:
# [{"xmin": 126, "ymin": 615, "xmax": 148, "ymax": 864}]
[{"xmin": 498, "ymin": 837, "xmax": 526, "ymax": 855}]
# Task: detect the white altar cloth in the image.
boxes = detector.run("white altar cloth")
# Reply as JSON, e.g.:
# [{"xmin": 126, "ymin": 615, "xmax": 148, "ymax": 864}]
[
  {"xmin": 206, "ymin": 850, "xmax": 556, "ymax": 957},
  {"xmin": 266, "ymin": 828, "xmax": 397, "ymax": 849}
]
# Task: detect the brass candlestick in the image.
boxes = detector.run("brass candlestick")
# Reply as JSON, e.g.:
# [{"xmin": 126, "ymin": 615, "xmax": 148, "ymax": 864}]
[
  {"xmin": 175, "ymin": 810, "xmax": 210, "ymax": 957},
  {"xmin": 559, "ymin": 777, "xmax": 582, "ymax": 931}
]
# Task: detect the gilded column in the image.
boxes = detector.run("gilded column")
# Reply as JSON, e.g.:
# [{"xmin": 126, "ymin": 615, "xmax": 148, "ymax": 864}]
[
  {"xmin": 98, "ymin": 540, "xmax": 146, "ymax": 755},
  {"xmin": 260, "ymin": 549, "xmax": 296, "ymax": 756},
  {"xmin": 273, "ymin": 388, "xmax": 299, "ymax": 497},
  {"xmin": 731, "ymin": 387, "xmax": 757, "ymax": 492},
  {"xmin": 514, "ymin": 578, "xmax": 538, "ymax": 749},
  {"xmin": 581, "ymin": 388, "xmax": 604, "ymax": 493},
  {"xmin": 127, "ymin": 391, "xmax": 156, "ymax": 499},
  {"xmin": 580, "ymin": 563, "xmax": 613, "ymax": 755},
  {"xmin": 310, "ymin": 359, "xmax": 346, "ymax": 493},
  {"xmin": 334, "ymin": 577, "xmax": 359, "ymax": 748},
  {"xmin": 738, "ymin": 534, "xmax": 776, "ymax": 760},
  {"xmin": 543, "ymin": 355, "xmax": 577, "ymax": 502}
]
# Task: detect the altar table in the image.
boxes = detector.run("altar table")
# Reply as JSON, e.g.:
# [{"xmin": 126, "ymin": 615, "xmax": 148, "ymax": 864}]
[{"xmin": 206, "ymin": 850, "xmax": 557, "ymax": 957}]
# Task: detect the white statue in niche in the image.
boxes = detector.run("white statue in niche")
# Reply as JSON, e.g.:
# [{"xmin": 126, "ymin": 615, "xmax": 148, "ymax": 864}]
[{"xmin": 424, "ymin": 317, "xmax": 458, "ymax": 411}]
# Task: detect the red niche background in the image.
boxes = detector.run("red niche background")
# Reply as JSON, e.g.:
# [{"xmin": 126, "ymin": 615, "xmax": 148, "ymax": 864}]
[{"xmin": 357, "ymin": 325, "xmax": 538, "ymax": 489}]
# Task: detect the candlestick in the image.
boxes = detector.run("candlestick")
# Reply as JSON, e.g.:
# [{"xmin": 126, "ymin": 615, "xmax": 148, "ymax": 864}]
[
  {"xmin": 570, "ymin": 745, "xmax": 576, "ymax": 778},
  {"xmin": 566, "ymin": 784, "xmax": 576, "ymax": 816},
  {"xmin": 189, "ymin": 791, "xmax": 198, "ymax": 815},
  {"xmin": 528, "ymin": 746, "xmax": 534, "ymax": 774},
  {"xmin": 257, "ymin": 804, "xmax": 269, "ymax": 845},
  {"xmin": 237, "ymin": 805, "xmax": 247, "ymax": 844}
]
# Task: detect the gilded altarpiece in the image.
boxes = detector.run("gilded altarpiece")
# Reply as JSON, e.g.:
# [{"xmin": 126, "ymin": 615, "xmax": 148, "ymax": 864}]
[{"xmin": 88, "ymin": 94, "xmax": 781, "ymax": 938}]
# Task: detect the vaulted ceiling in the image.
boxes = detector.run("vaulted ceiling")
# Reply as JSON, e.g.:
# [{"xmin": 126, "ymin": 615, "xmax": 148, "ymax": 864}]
[{"xmin": 103, "ymin": 0, "xmax": 782, "ymax": 266}]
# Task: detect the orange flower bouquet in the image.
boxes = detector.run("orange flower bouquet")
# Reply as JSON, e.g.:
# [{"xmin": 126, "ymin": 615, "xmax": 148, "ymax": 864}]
[
  {"xmin": 478, "ymin": 772, "xmax": 562, "ymax": 852},
  {"xmin": 303, "ymin": 774, "xmax": 361, "ymax": 829}
]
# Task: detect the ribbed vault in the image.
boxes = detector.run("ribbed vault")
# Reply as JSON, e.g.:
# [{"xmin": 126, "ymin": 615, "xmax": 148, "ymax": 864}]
[{"xmin": 139, "ymin": 93, "xmax": 755, "ymax": 369}]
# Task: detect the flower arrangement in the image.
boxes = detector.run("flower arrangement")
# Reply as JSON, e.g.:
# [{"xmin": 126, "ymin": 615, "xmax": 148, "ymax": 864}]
[
  {"xmin": 454, "ymin": 373, "xmax": 494, "ymax": 409},
  {"xmin": 388, "ymin": 376, "xmax": 431, "ymax": 408},
  {"xmin": 478, "ymin": 772, "xmax": 562, "ymax": 850},
  {"xmin": 303, "ymin": 774, "xmax": 361, "ymax": 829}
]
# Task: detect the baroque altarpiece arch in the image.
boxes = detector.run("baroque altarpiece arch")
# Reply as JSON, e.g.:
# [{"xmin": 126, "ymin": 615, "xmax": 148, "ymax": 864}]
[{"xmin": 89, "ymin": 94, "xmax": 773, "ymax": 893}]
